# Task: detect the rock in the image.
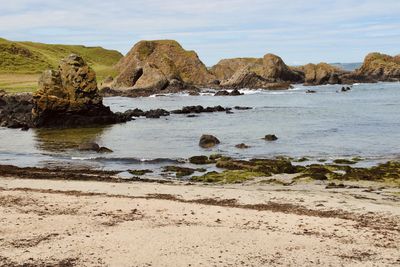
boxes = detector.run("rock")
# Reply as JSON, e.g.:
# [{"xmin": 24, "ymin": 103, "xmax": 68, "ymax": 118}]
[
  {"xmin": 78, "ymin": 142, "xmax": 100, "ymax": 151},
  {"xmin": 296, "ymin": 63, "xmax": 344, "ymax": 85},
  {"xmin": 199, "ymin": 135, "xmax": 220, "ymax": 148},
  {"xmin": 220, "ymin": 69, "xmax": 275, "ymax": 89},
  {"xmin": 112, "ymin": 40, "xmax": 215, "ymax": 91},
  {"xmin": 229, "ymin": 89, "xmax": 243, "ymax": 96},
  {"xmin": 306, "ymin": 90, "xmax": 316, "ymax": 93},
  {"xmin": 144, "ymin": 109, "xmax": 170, "ymax": 118},
  {"xmin": 263, "ymin": 134, "xmax": 278, "ymax": 141},
  {"xmin": 341, "ymin": 87, "xmax": 351, "ymax": 92},
  {"xmin": 171, "ymin": 105, "xmax": 228, "ymax": 114},
  {"xmin": 211, "ymin": 58, "xmax": 260, "ymax": 81},
  {"xmin": 32, "ymin": 54, "xmax": 127, "ymax": 128},
  {"xmin": 356, "ymin": 52, "xmax": 400, "ymax": 81},
  {"xmin": 214, "ymin": 90, "xmax": 230, "ymax": 96},
  {"xmin": 259, "ymin": 54, "xmax": 303, "ymax": 82},
  {"xmin": 235, "ymin": 143, "xmax": 250, "ymax": 149},
  {"xmin": 98, "ymin": 147, "xmax": 113, "ymax": 153},
  {"xmin": 234, "ymin": 106, "xmax": 252, "ymax": 110},
  {"xmin": 189, "ymin": 156, "xmax": 210, "ymax": 165},
  {"xmin": 0, "ymin": 92, "xmax": 33, "ymax": 128}
]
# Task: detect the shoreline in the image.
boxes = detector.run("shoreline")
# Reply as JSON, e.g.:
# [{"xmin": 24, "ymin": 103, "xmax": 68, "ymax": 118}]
[{"xmin": 0, "ymin": 175, "xmax": 399, "ymax": 266}]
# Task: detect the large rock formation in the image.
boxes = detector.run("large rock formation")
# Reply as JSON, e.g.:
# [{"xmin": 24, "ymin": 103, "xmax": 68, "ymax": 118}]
[
  {"xmin": 32, "ymin": 54, "xmax": 126, "ymax": 128},
  {"xmin": 211, "ymin": 58, "xmax": 260, "ymax": 81},
  {"xmin": 295, "ymin": 63, "xmax": 345, "ymax": 85},
  {"xmin": 356, "ymin": 52, "xmax": 400, "ymax": 81},
  {"xmin": 112, "ymin": 40, "xmax": 215, "ymax": 91},
  {"xmin": 211, "ymin": 53, "xmax": 303, "ymax": 88}
]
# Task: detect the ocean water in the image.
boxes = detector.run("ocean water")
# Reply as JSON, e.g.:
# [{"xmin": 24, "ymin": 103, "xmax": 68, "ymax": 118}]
[{"xmin": 0, "ymin": 82, "xmax": 399, "ymax": 171}]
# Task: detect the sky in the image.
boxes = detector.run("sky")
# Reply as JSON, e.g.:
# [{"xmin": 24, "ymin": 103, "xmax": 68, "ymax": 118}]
[{"xmin": 1, "ymin": 0, "xmax": 399, "ymax": 66}]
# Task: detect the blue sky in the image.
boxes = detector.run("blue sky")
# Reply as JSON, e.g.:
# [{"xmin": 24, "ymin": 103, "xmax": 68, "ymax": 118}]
[{"xmin": 1, "ymin": 0, "xmax": 399, "ymax": 66}]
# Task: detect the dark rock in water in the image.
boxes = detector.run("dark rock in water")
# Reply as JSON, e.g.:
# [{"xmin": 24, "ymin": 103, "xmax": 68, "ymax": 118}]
[
  {"xmin": 163, "ymin": 165, "xmax": 205, "ymax": 178},
  {"xmin": 341, "ymin": 86, "xmax": 351, "ymax": 92},
  {"xmin": 306, "ymin": 90, "xmax": 316, "ymax": 94},
  {"xmin": 78, "ymin": 142, "xmax": 100, "ymax": 151},
  {"xmin": 0, "ymin": 91, "xmax": 33, "ymax": 129},
  {"xmin": 214, "ymin": 90, "xmax": 230, "ymax": 96},
  {"xmin": 199, "ymin": 134, "xmax": 220, "ymax": 148},
  {"xmin": 229, "ymin": 89, "xmax": 243, "ymax": 96},
  {"xmin": 235, "ymin": 143, "xmax": 250, "ymax": 149},
  {"xmin": 171, "ymin": 105, "xmax": 229, "ymax": 114},
  {"xmin": 187, "ymin": 114, "xmax": 198, "ymax": 118},
  {"xmin": 145, "ymin": 109, "xmax": 170, "ymax": 118},
  {"xmin": 263, "ymin": 134, "xmax": 278, "ymax": 141},
  {"xmin": 98, "ymin": 147, "xmax": 113, "ymax": 153},
  {"xmin": 188, "ymin": 91, "xmax": 200, "ymax": 96},
  {"xmin": 32, "ymin": 54, "xmax": 128, "ymax": 128},
  {"xmin": 226, "ymin": 110, "xmax": 234, "ymax": 114},
  {"xmin": 189, "ymin": 155, "xmax": 210, "ymax": 165},
  {"xmin": 234, "ymin": 106, "xmax": 252, "ymax": 110},
  {"xmin": 129, "ymin": 169, "xmax": 153, "ymax": 176}
]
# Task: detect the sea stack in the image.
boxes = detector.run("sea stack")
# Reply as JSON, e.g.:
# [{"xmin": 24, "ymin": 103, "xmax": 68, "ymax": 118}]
[
  {"xmin": 112, "ymin": 40, "xmax": 215, "ymax": 91},
  {"xmin": 32, "ymin": 54, "xmax": 125, "ymax": 128}
]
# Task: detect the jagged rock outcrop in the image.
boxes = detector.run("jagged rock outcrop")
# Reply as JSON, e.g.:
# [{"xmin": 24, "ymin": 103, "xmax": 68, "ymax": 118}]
[
  {"xmin": 211, "ymin": 53, "xmax": 303, "ymax": 88},
  {"xmin": 112, "ymin": 40, "xmax": 215, "ymax": 91},
  {"xmin": 220, "ymin": 68, "xmax": 291, "ymax": 90},
  {"xmin": 295, "ymin": 63, "xmax": 345, "ymax": 85},
  {"xmin": 211, "ymin": 58, "xmax": 260, "ymax": 81},
  {"xmin": 32, "ymin": 54, "xmax": 127, "ymax": 128},
  {"xmin": 356, "ymin": 52, "xmax": 400, "ymax": 81}
]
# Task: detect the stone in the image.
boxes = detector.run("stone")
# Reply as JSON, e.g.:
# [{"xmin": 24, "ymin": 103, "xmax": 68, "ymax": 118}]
[
  {"xmin": 263, "ymin": 134, "xmax": 278, "ymax": 141},
  {"xmin": 98, "ymin": 147, "xmax": 113, "ymax": 153},
  {"xmin": 78, "ymin": 142, "xmax": 100, "ymax": 151},
  {"xmin": 235, "ymin": 143, "xmax": 250, "ymax": 149},
  {"xmin": 199, "ymin": 135, "xmax": 220, "ymax": 148}
]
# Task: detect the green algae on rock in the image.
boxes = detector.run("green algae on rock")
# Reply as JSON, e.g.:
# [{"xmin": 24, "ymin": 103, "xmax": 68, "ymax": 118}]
[{"xmin": 191, "ymin": 170, "xmax": 265, "ymax": 184}]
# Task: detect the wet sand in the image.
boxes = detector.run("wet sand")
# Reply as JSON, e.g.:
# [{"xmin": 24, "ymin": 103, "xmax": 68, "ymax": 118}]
[{"xmin": 0, "ymin": 175, "xmax": 399, "ymax": 266}]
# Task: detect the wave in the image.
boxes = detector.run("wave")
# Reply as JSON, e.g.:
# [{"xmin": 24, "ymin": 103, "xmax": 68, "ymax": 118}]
[{"xmin": 71, "ymin": 156, "xmax": 185, "ymax": 164}]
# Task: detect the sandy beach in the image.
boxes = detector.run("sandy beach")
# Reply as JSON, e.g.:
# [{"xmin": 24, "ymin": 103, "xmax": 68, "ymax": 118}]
[{"xmin": 0, "ymin": 175, "xmax": 399, "ymax": 267}]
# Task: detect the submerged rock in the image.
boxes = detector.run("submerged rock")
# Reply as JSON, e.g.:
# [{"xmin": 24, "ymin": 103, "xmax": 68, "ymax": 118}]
[
  {"xmin": 199, "ymin": 135, "xmax": 220, "ymax": 148},
  {"xmin": 263, "ymin": 134, "xmax": 278, "ymax": 141},
  {"xmin": 78, "ymin": 142, "xmax": 100, "ymax": 151},
  {"xmin": 235, "ymin": 143, "xmax": 250, "ymax": 149}
]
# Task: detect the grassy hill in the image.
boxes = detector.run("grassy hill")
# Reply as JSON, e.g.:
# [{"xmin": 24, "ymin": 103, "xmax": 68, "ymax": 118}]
[{"xmin": 0, "ymin": 38, "xmax": 123, "ymax": 92}]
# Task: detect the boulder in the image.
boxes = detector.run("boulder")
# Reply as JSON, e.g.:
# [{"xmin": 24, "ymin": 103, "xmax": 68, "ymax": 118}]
[
  {"xmin": 214, "ymin": 90, "xmax": 230, "ymax": 96},
  {"xmin": 112, "ymin": 40, "xmax": 215, "ymax": 91},
  {"xmin": 263, "ymin": 134, "xmax": 278, "ymax": 141},
  {"xmin": 98, "ymin": 147, "xmax": 113, "ymax": 153},
  {"xmin": 235, "ymin": 143, "xmax": 250, "ymax": 149},
  {"xmin": 199, "ymin": 135, "xmax": 220, "ymax": 148},
  {"xmin": 32, "ymin": 54, "xmax": 126, "ymax": 128},
  {"xmin": 210, "ymin": 58, "xmax": 260, "ymax": 81},
  {"xmin": 78, "ymin": 142, "xmax": 100, "ymax": 151}
]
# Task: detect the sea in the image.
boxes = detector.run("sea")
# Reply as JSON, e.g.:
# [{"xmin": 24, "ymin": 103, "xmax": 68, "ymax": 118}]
[{"xmin": 0, "ymin": 82, "xmax": 399, "ymax": 173}]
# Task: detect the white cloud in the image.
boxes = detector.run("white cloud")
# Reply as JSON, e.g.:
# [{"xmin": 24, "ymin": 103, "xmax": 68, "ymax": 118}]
[{"xmin": 0, "ymin": 0, "xmax": 399, "ymax": 65}]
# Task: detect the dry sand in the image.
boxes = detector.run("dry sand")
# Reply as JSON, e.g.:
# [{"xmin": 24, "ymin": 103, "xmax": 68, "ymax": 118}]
[{"xmin": 0, "ymin": 176, "xmax": 399, "ymax": 266}]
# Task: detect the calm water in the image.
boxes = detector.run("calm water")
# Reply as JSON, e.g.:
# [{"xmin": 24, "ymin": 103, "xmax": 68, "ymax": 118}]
[{"xmin": 0, "ymin": 82, "xmax": 399, "ymax": 171}]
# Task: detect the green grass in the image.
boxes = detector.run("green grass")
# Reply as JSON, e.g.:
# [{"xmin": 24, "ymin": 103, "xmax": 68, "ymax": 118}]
[{"xmin": 0, "ymin": 37, "xmax": 123, "ymax": 92}]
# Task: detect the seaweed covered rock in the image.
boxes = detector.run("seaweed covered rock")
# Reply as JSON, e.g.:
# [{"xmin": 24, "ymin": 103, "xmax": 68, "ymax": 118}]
[
  {"xmin": 112, "ymin": 40, "xmax": 215, "ymax": 91},
  {"xmin": 199, "ymin": 135, "xmax": 220, "ymax": 148},
  {"xmin": 32, "ymin": 54, "xmax": 126, "ymax": 128}
]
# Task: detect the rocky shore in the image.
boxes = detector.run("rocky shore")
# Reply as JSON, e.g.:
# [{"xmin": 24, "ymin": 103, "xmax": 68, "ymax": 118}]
[
  {"xmin": 94, "ymin": 40, "xmax": 400, "ymax": 97},
  {"xmin": 0, "ymin": 158, "xmax": 399, "ymax": 266}
]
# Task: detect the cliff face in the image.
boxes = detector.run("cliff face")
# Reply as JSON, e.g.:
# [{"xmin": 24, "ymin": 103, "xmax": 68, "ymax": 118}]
[
  {"xmin": 112, "ymin": 40, "xmax": 215, "ymax": 90},
  {"xmin": 356, "ymin": 53, "xmax": 400, "ymax": 80}
]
